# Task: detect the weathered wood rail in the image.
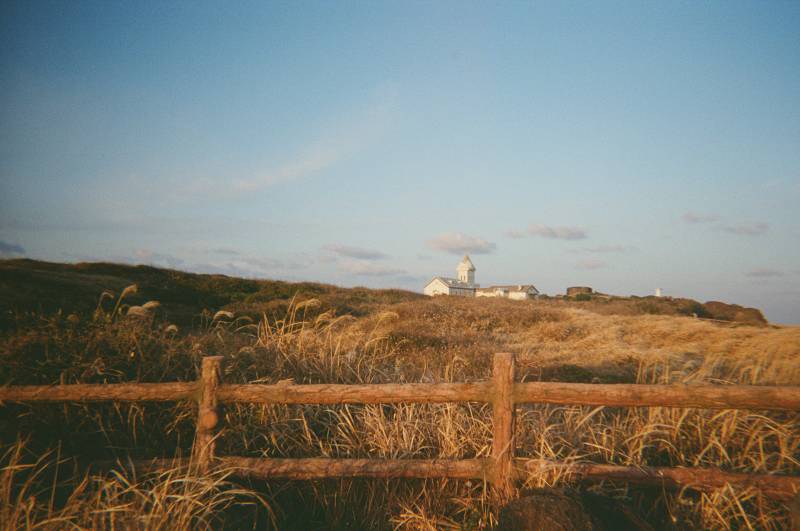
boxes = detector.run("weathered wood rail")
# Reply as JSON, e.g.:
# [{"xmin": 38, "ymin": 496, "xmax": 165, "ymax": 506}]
[{"xmin": 2, "ymin": 353, "xmax": 800, "ymax": 500}]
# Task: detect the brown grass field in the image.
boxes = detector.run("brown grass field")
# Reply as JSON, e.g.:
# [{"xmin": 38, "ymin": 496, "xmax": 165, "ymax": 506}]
[{"xmin": 0, "ymin": 260, "xmax": 798, "ymax": 529}]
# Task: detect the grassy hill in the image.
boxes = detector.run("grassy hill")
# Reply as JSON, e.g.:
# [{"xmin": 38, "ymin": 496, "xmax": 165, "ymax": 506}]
[
  {"xmin": 0, "ymin": 259, "xmax": 424, "ymax": 330},
  {"xmin": 0, "ymin": 259, "xmax": 795, "ymax": 529},
  {"xmin": 0, "ymin": 258, "xmax": 767, "ymax": 330}
]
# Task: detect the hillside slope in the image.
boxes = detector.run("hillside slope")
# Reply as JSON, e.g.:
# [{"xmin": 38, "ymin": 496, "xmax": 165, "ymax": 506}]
[
  {"xmin": 0, "ymin": 259, "xmax": 767, "ymax": 329},
  {"xmin": 0, "ymin": 259, "xmax": 797, "ymax": 529},
  {"xmin": 0, "ymin": 259, "xmax": 423, "ymax": 329}
]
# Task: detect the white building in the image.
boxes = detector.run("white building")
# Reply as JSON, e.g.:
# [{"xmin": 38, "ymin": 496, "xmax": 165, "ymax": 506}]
[
  {"xmin": 423, "ymin": 255, "xmax": 478, "ymax": 297},
  {"xmin": 423, "ymin": 256, "xmax": 539, "ymax": 300},
  {"xmin": 476, "ymin": 285, "xmax": 539, "ymax": 300}
]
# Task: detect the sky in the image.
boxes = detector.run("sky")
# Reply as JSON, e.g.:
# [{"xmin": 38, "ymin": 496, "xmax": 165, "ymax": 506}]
[{"xmin": 1, "ymin": 1, "xmax": 799, "ymax": 323}]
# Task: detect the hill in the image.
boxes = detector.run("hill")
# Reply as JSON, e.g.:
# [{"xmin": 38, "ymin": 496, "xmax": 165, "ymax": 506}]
[
  {"xmin": 0, "ymin": 259, "xmax": 795, "ymax": 529},
  {"xmin": 0, "ymin": 259, "xmax": 424, "ymax": 330},
  {"xmin": 0, "ymin": 259, "xmax": 767, "ymax": 330}
]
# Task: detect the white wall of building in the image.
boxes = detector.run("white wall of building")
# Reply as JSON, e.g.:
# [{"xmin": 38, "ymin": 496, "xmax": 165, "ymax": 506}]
[{"xmin": 423, "ymin": 278, "xmax": 449, "ymax": 296}]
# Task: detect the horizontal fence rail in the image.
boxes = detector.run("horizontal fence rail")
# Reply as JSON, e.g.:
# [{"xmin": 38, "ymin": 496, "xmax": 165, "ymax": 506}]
[
  {"xmin": 513, "ymin": 381, "xmax": 800, "ymax": 410},
  {"xmin": 4, "ymin": 381, "xmax": 800, "ymax": 410},
  {"xmin": 217, "ymin": 382, "xmax": 493, "ymax": 404},
  {"xmin": 123, "ymin": 457, "xmax": 800, "ymax": 502},
  {"xmin": 0, "ymin": 382, "xmax": 197, "ymax": 402},
  {"xmin": 3, "ymin": 353, "xmax": 800, "ymax": 501}
]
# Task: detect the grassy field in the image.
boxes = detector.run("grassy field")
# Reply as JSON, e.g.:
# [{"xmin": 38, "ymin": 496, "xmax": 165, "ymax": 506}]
[{"xmin": 1, "ymin": 260, "xmax": 797, "ymax": 529}]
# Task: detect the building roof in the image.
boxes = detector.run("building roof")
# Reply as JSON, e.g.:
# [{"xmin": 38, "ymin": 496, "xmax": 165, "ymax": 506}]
[
  {"xmin": 457, "ymin": 255, "xmax": 475, "ymax": 271},
  {"xmin": 476, "ymin": 284, "xmax": 539, "ymax": 293},
  {"xmin": 427, "ymin": 276, "xmax": 477, "ymax": 289}
]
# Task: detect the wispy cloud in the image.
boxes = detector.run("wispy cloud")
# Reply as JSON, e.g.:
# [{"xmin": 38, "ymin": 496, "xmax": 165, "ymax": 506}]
[
  {"xmin": 0, "ymin": 241, "xmax": 25, "ymax": 257},
  {"xmin": 234, "ymin": 146, "xmax": 346, "ymax": 192},
  {"xmin": 72, "ymin": 247, "xmax": 311, "ymax": 280},
  {"xmin": 427, "ymin": 232, "xmax": 497, "ymax": 255},
  {"xmin": 192, "ymin": 262, "xmax": 276, "ymax": 279},
  {"xmin": 232, "ymin": 88, "xmax": 397, "ymax": 193},
  {"xmin": 722, "ymin": 222, "xmax": 769, "ymax": 236},
  {"xmin": 190, "ymin": 254, "xmax": 318, "ymax": 279},
  {"xmin": 339, "ymin": 260, "xmax": 407, "ymax": 277},
  {"xmin": 509, "ymin": 224, "xmax": 587, "ymax": 240},
  {"xmin": 134, "ymin": 249, "xmax": 186, "ymax": 269},
  {"xmin": 682, "ymin": 213, "xmax": 769, "ymax": 237},
  {"xmin": 175, "ymin": 254, "xmax": 311, "ymax": 279},
  {"xmin": 238, "ymin": 256, "xmax": 294, "ymax": 270},
  {"xmin": 211, "ymin": 248, "xmax": 240, "ymax": 256},
  {"xmin": 572, "ymin": 244, "xmax": 635, "ymax": 254},
  {"xmin": 682, "ymin": 212, "xmax": 718, "ymax": 224},
  {"xmin": 4, "ymin": 210, "xmax": 291, "ymax": 240},
  {"xmin": 324, "ymin": 244, "xmax": 387, "ymax": 260},
  {"xmin": 746, "ymin": 268, "xmax": 784, "ymax": 278},
  {"xmin": 576, "ymin": 259, "xmax": 606, "ymax": 270},
  {"xmin": 394, "ymin": 274, "xmax": 427, "ymax": 284}
]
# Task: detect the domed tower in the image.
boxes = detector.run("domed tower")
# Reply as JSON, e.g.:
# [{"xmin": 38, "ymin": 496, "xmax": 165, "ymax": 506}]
[{"xmin": 457, "ymin": 255, "xmax": 476, "ymax": 284}]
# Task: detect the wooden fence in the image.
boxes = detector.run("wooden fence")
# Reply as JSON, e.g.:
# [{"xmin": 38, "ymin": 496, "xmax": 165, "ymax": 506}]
[{"xmin": 2, "ymin": 353, "xmax": 800, "ymax": 501}]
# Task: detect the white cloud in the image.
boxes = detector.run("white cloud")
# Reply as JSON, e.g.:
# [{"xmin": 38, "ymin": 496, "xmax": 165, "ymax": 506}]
[
  {"xmin": 510, "ymin": 224, "xmax": 587, "ymax": 240},
  {"xmin": 68, "ymin": 247, "xmax": 312, "ymax": 280},
  {"xmin": 324, "ymin": 244, "xmax": 387, "ymax": 260},
  {"xmin": 133, "ymin": 249, "xmax": 185, "ymax": 268},
  {"xmin": 232, "ymin": 88, "xmax": 397, "ymax": 193},
  {"xmin": 723, "ymin": 222, "xmax": 769, "ymax": 236},
  {"xmin": 682, "ymin": 212, "xmax": 718, "ymax": 224},
  {"xmin": 234, "ymin": 145, "xmax": 345, "ymax": 192},
  {"xmin": 577, "ymin": 244, "xmax": 634, "ymax": 254},
  {"xmin": 0, "ymin": 240, "xmax": 25, "ymax": 257},
  {"xmin": 211, "ymin": 248, "xmax": 240, "ymax": 256},
  {"xmin": 183, "ymin": 254, "xmax": 312, "ymax": 279},
  {"xmin": 576, "ymin": 259, "xmax": 606, "ymax": 270},
  {"xmin": 746, "ymin": 268, "xmax": 784, "ymax": 278},
  {"xmin": 339, "ymin": 260, "xmax": 407, "ymax": 277},
  {"xmin": 427, "ymin": 232, "xmax": 497, "ymax": 255}
]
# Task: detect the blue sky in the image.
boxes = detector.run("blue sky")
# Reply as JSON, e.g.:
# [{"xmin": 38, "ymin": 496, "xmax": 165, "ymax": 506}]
[{"xmin": 1, "ymin": 1, "xmax": 799, "ymax": 323}]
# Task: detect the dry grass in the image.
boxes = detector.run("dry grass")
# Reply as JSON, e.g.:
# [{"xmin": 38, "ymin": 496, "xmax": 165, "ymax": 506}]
[
  {"xmin": 0, "ymin": 440, "xmax": 272, "ymax": 530},
  {"xmin": 1, "ymin": 293, "xmax": 799, "ymax": 529}
]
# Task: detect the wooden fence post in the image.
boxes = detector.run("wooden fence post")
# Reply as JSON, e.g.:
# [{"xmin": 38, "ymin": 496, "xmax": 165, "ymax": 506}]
[
  {"xmin": 491, "ymin": 352, "xmax": 516, "ymax": 501},
  {"xmin": 194, "ymin": 356, "xmax": 223, "ymax": 472}
]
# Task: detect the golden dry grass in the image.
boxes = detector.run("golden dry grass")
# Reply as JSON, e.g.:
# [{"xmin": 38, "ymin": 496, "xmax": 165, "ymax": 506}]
[
  {"xmin": 1, "ymin": 293, "xmax": 799, "ymax": 529},
  {"xmin": 0, "ymin": 440, "xmax": 273, "ymax": 530}
]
